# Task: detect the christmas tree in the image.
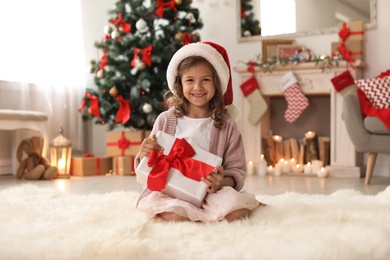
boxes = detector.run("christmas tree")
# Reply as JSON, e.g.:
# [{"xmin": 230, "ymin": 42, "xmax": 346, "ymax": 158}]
[
  {"xmin": 240, "ymin": 0, "xmax": 261, "ymax": 37},
  {"xmin": 80, "ymin": 0, "xmax": 203, "ymax": 130}
]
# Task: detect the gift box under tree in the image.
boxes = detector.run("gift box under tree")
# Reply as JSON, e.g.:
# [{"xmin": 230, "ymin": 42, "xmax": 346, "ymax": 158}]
[
  {"xmin": 106, "ymin": 130, "xmax": 145, "ymax": 157},
  {"xmin": 136, "ymin": 131, "xmax": 222, "ymax": 208},
  {"xmin": 112, "ymin": 156, "xmax": 135, "ymax": 175},
  {"xmin": 70, "ymin": 154, "xmax": 113, "ymax": 176}
]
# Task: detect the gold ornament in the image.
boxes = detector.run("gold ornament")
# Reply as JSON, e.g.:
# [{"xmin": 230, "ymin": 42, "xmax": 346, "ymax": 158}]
[
  {"xmin": 175, "ymin": 32, "xmax": 184, "ymax": 42},
  {"xmin": 175, "ymin": 0, "xmax": 182, "ymax": 4},
  {"xmin": 97, "ymin": 69, "xmax": 104, "ymax": 79},
  {"xmin": 136, "ymin": 61, "xmax": 146, "ymax": 71},
  {"xmin": 109, "ymin": 86, "xmax": 118, "ymax": 97},
  {"xmin": 111, "ymin": 30, "xmax": 120, "ymax": 39},
  {"xmin": 87, "ymin": 107, "xmax": 92, "ymax": 114}
]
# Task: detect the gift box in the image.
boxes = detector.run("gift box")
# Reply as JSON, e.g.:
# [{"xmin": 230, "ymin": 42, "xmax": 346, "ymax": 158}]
[
  {"xmin": 112, "ymin": 156, "xmax": 135, "ymax": 175},
  {"xmin": 71, "ymin": 155, "xmax": 113, "ymax": 176},
  {"xmin": 331, "ymin": 40, "xmax": 364, "ymax": 61},
  {"xmin": 338, "ymin": 21, "xmax": 364, "ymax": 41},
  {"xmin": 136, "ymin": 131, "xmax": 222, "ymax": 208},
  {"xmin": 106, "ymin": 130, "xmax": 145, "ymax": 156}
]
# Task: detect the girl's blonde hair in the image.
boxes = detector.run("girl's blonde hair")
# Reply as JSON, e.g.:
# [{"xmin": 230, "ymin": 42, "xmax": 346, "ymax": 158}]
[{"xmin": 164, "ymin": 56, "xmax": 226, "ymax": 129}]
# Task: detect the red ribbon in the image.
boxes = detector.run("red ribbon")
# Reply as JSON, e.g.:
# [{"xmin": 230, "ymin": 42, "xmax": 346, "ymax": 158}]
[
  {"xmin": 146, "ymin": 138, "xmax": 215, "ymax": 191},
  {"xmin": 337, "ymin": 42, "xmax": 363, "ymax": 69},
  {"xmin": 107, "ymin": 132, "xmax": 142, "ymax": 156},
  {"xmin": 109, "ymin": 13, "xmax": 131, "ymax": 33},
  {"xmin": 182, "ymin": 32, "xmax": 195, "ymax": 46},
  {"xmin": 241, "ymin": 6, "xmax": 246, "ymax": 19},
  {"xmin": 115, "ymin": 95, "xmax": 130, "ymax": 124},
  {"xmin": 338, "ymin": 22, "xmax": 364, "ymax": 42},
  {"xmin": 155, "ymin": 0, "xmax": 177, "ymax": 18},
  {"xmin": 83, "ymin": 153, "xmax": 95, "ymax": 158},
  {"xmin": 131, "ymin": 45, "xmax": 152, "ymax": 67},
  {"xmin": 100, "ymin": 51, "xmax": 107, "ymax": 70},
  {"xmin": 78, "ymin": 93, "xmax": 101, "ymax": 118}
]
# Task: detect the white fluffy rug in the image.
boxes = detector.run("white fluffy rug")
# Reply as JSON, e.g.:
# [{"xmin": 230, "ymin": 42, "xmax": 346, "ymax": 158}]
[{"xmin": 1, "ymin": 184, "xmax": 390, "ymax": 260}]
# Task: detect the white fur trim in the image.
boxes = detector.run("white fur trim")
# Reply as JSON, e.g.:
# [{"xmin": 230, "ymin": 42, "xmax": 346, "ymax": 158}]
[
  {"xmin": 278, "ymin": 71, "xmax": 298, "ymax": 92},
  {"xmin": 167, "ymin": 42, "xmax": 229, "ymax": 95},
  {"xmin": 226, "ymin": 104, "xmax": 240, "ymax": 122}
]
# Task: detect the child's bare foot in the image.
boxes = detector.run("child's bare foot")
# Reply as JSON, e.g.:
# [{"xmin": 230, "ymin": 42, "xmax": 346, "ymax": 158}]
[{"xmin": 157, "ymin": 212, "xmax": 189, "ymax": 222}]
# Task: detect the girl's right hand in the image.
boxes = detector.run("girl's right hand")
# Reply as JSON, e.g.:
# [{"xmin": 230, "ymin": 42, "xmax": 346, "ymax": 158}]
[{"xmin": 139, "ymin": 134, "xmax": 163, "ymax": 160}]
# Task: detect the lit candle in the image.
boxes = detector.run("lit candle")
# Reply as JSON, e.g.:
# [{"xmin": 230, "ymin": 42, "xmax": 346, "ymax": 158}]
[
  {"xmin": 304, "ymin": 162, "xmax": 312, "ymax": 174},
  {"xmin": 292, "ymin": 163, "xmax": 303, "ymax": 173},
  {"xmin": 289, "ymin": 158, "xmax": 297, "ymax": 168},
  {"xmin": 266, "ymin": 165, "xmax": 274, "ymax": 175},
  {"xmin": 317, "ymin": 167, "xmax": 328, "ymax": 178},
  {"xmin": 282, "ymin": 160, "xmax": 290, "ymax": 173},
  {"xmin": 272, "ymin": 135, "xmax": 283, "ymax": 143},
  {"xmin": 258, "ymin": 154, "xmax": 267, "ymax": 176},
  {"xmin": 58, "ymin": 159, "xmax": 65, "ymax": 170},
  {"xmin": 311, "ymin": 160, "xmax": 324, "ymax": 174},
  {"xmin": 305, "ymin": 131, "xmax": 316, "ymax": 139},
  {"xmin": 247, "ymin": 161, "xmax": 254, "ymax": 175}
]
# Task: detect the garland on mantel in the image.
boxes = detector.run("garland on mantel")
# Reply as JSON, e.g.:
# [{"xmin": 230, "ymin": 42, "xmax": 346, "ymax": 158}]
[{"xmin": 240, "ymin": 54, "xmax": 343, "ymax": 73}]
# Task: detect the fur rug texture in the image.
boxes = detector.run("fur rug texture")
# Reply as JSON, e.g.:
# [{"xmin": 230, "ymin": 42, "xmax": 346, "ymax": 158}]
[{"xmin": 1, "ymin": 184, "xmax": 390, "ymax": 260}]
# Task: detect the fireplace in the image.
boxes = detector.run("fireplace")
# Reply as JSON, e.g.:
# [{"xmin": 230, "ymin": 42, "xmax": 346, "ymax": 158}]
[{"xmin": 234, "ymin": 61, "xmax": 364, "ymax": 178}]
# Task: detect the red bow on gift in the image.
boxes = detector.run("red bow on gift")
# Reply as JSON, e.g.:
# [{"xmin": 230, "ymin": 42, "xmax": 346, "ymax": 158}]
[
  {"xmin": 337, "ymin": 42, "xmax": 362, "ymax": 69},
  {"xmin": 146, "ymin": 138, "xmax": 215, "ymax": 191},
  {"xmin": 110, "ymin": 13, "xmax": 131, "ymax": 33},
  {"xmin": 78, "ymin": 93, "xmax": 101, "ymax": 118},
  {"xmin": 115, "ymin": 95, "xmax": 130, "ymax": 124},
  {"xmin": 338, "ymin": 22, "xmax": 364, "ymax": 42},
  {"xmin": 131, "ymin": 45, "xmax": 152, "ymax": 67},
  {"xmin": 155, "ymin": 0, "xmax": 177, "ymax": 18}
]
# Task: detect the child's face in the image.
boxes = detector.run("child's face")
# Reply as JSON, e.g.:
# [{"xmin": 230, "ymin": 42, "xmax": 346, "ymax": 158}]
[{"xmin": 181, "ymin": 62, "xmax": 216, "ymax": 113}]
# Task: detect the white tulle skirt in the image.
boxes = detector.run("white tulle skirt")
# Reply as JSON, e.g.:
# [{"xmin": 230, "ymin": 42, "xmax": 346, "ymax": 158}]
[{"xmin": 137, "ymin": 187, "xmax": 260, "ymax": 223}]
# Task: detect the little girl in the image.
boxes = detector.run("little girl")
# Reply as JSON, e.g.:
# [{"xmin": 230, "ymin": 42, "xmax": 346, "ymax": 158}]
[{"xmin": 135, "ymin": 41, "xmax": 261, "ymax": 222}]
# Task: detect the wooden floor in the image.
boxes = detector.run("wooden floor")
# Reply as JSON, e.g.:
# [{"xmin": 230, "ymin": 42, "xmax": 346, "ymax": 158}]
[{"xmin": 0, "ymin": 173, "xmax": 389, "ymax": 196}]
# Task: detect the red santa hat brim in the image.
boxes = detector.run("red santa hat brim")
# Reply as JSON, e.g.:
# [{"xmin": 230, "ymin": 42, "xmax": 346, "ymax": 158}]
[{"xmin": 166, "ymin": 41, "xmax": 240, "ymax": 121}]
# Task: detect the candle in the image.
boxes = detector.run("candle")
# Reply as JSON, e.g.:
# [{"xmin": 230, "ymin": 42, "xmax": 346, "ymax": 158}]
[
  {"xmin": 272, "ymin": 135, "xmax": 283, "ymax": 143},
  {"xmin": 311, "ymin": 160, "xmax": 324, "ymax": 174},
  {"xmin": 305, "ymin": 131, "xmax": 316, "ymax": 139},
  {"xmin": 247, "ymin": 161, "xmax": 254, "ymax": 175},
  {"xmin": 292, "ymin": 163, "xmax": 303, "ymax": 173},
  {"xmin": 289, "ymin": 158, "xmax": 297, "ymax": 168},
  {"xmin": 258, "ymin": 154, "xmax": 267, "ymax": 176},
  {"xmin": 266, "ymin": 165, "xmax": 274, "ymax": 175},
  {"xmin": 282, "ymin": 160, "xmax": 290, "ymax": 173},
  {"xmin": 274, "ymin": 164, "xmax": 282, "ymax": 176},
  {"xmin": 317, "ymin": 167, "xmax": 328, "ymax": 178},
  {"xmin": 304, "ymin": 162, "xmax": 312, "ymax": 174}
]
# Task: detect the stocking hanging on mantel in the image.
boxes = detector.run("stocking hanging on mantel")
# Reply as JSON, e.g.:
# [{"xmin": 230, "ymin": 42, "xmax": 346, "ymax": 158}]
[
  {"xmin": 278, "ymin": 71, "xmax": 309, "ymax": 123},
  {"xmin": 240, "ymin": 76, "xmax": 267, "ymax": 125}
]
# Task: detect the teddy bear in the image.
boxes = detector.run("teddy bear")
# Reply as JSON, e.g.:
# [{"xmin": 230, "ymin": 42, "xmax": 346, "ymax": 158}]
[{"xmin": 16, "ymin": 136, "xmax": 58, "ymax": 180}]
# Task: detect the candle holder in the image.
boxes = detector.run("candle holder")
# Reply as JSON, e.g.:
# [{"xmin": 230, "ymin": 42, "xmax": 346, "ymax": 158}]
[{"xmin": 50, "ymin": 127, "xmax": 72, "ymax": 179}]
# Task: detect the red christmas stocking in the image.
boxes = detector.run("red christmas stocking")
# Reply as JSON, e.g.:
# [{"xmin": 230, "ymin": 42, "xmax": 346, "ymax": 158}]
[
  {"xmin": 330, "ymin": 70, "xmax": 357, "ymax": 96},
  {"xmin": 240, "ymin": 76, "xmax": 267, "ymax": 125},
  {"xmin": 278, "ymin": 71, "xmax": 309, "ymax": 123}
]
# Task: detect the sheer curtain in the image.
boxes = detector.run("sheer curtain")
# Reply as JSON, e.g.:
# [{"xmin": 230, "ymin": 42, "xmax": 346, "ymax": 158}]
[{"xmin": 0, "ymin": 0, "xmax": 86, "ymax": 151}]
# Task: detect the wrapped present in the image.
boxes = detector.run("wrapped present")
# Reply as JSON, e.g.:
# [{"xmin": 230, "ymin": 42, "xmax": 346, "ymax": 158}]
[
  {"xmin": 106, "ymin": 130, "xmax": 144, "ymax": 156},
  {"xmin": 70, "ymin": 154, "xmax": 112, "ymax": 176},
  {"xmin": 338, "ymin": 21, "xmax": 364, "ymax": 42},
  {"xmin": 112, "ymin": 156, "xmax": 135, "ymax": 175},
  {"xmin": 331, "ymin": 40, "xmax": 364, "ymax": 65},
  {"xmin": 136, "ymin": 131, "xmax": 222, "ymax": 208}
]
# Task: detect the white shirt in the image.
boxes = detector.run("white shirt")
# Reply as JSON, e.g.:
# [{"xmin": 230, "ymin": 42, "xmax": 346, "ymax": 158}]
[{"xmin": 175, "ymin": 116, "xmax": 212, "ymax": 151}]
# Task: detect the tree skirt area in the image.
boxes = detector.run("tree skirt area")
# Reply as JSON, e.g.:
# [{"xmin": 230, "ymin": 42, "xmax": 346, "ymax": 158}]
[{"xmin": 1, "ymin": 184, "xmax": 390, "ymax": 260}]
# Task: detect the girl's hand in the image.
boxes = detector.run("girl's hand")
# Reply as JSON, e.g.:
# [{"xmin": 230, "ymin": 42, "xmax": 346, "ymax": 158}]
[
  {"xmin": 203, "ymin": 166, "xmax": 224, "ymax": 194},
  {"xmin": 139, "ymin": 135, "xmax": 163, "ymax": 160}
]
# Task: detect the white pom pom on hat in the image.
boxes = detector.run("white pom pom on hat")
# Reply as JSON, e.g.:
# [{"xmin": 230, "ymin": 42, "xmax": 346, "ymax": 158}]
[{"xmin": 166, "ymin": 41, "xmax": 240, "ymax": 121}]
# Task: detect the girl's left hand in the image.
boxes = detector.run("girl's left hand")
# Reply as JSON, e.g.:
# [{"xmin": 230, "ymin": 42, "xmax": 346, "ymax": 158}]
[{"xmin": 203, "ymin": 166, "xmax": 224, "ymax": 194}]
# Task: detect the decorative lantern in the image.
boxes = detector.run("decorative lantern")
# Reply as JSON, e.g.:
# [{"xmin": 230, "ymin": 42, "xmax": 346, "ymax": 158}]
[{"xmin": 50, "ymin": 127, "xmax": 72, "ymax": 179}]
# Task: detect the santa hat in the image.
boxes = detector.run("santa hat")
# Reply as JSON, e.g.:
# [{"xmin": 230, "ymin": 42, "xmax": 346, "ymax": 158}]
[{"xmin": 166, "ymin": 41, "xmax": 240, "ymax": 121}]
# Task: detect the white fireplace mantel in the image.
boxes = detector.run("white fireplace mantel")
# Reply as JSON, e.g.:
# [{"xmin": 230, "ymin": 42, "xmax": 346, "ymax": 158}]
[{"xmin": 234, "ymin": 61, "xmax": 364, "ymax": 178}]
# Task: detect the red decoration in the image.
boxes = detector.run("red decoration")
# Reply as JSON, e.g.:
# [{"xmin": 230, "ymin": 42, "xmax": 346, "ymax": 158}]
[
  {"xmin": 146, "ymin": 137, "xmax": 215, "ymax": 191},
  {"xmin": 337, "ymin": 42, "xmax": 362, "ymax": 69},
  {"xmin": 115, "ymin": 95, "xmax": 130, "ymax": 124},
  {"xmin": 78, "ymin": 93, "xmax": 101, "ymax": 118},
  {"xmin": 155, "ymin": 0, "xmax": 177, "ymax": 18},
  {"xmin": 109, "ymin": 13, "xmax": 131, "ymax": 33},
  {"xmin": 100, "ymin": 51, "xmax": 107, "ymax": 71},
  {"xmin": 182, "ymin": 32, "xmax": 196, "ymax": 46},
  {"xmin": 131, "ymin": 45, "xmax": 153, "ymax": 67},
  {"xmin": 338, "ymin": 22, "xmax": 364, "ymax": 42}
]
